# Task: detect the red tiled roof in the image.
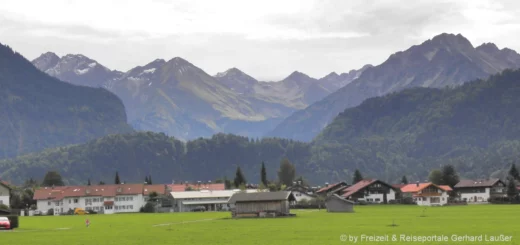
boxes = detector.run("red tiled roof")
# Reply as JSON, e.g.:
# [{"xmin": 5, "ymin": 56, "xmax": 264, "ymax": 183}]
[
  {"xmin": 0, "ymin": 180, "xmax": 12, "ymax": 190},
  {"xmin": 400, "ymin": 183, "xmax": 452, "ymax": 193},
  {"xmin": 144, "ymin": 184, "xmax": 166, "ymax": 195},
  {"xmin": 316, "ymin": 182, "xmax": 348, "ymax": 193},
  {"xmin": 33, "ymin": 184, "xmax": 146, "ymax": 200},
  {"xmin": 33, "ymin": 186, "xmax": 68, "ymax": 201},
  {"xmin": 168, "ymin": 183, "xmax": 225, "ymax": 192}
]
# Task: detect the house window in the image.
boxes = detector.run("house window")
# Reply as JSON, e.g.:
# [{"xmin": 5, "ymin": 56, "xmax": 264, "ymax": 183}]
[
  {"xmin": 74, "ymin": 199, "xmax": 79, "ymax": 203},
  {"xmin": 431, "ymin": 197, "xmax": 440, "ymax": 203},
  {"xmin": 375, "ymin": 198, "xmax": 380, "ymax": 202}
]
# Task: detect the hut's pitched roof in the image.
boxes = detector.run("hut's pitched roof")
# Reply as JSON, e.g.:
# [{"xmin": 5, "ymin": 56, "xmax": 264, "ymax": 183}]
[{"xmin": 228, "ymin": 191, "xmax": 295, "ymax": 204}]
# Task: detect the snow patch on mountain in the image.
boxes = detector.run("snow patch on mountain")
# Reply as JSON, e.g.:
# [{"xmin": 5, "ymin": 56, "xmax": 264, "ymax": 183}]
[
  {"xmin": 140, "ymin": 68, "xmax": 156, "ymax": 75},
  {"xmin": 75, "ymin": 68, "xmax": 90, "ymax": 75}
]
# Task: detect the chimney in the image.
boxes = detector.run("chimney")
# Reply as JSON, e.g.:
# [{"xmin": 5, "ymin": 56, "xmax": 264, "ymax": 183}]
[
  {"xmin": 325, "ymin": 182, "xmax": 329, "ymax": 187},
  {"xmin": 416, "ymin": 181, "xmax": 419, "ymax": 187}
]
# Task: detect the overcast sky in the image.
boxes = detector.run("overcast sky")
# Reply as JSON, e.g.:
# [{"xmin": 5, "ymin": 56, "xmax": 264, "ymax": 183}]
[{"xmin": 1, "ymin": 0, "xmax": 519, "ymax": 80}]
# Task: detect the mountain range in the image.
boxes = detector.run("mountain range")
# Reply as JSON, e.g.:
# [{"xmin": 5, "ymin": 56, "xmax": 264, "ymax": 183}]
[
  {"xmin": 0, "ymin": 43, "xmax": 133, "ymax": 159},
  {"xmin": 33, "ymin": 54, "xmax": 367, "ymax": 140},
  {"xmin": 267, "ymin": 33, "xmax": 520, "ymax": 141},
  {"xmin": 3, "ymin": 68, "xmax": 520, "ymax": 184}
]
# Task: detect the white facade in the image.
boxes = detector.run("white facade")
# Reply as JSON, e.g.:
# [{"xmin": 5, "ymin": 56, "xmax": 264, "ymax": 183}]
[
  {"xmin": 359, "ymin": 189, "xmax": 396, "ymax": 203},
  {"xmin": 170, "ymin": 189, "xmax": 258, "ymax": 212},
  {"xmin": 459, "ymin": 188, "xmax": 492, "ymax": 203},
  {"xmin": 292, "ymin": 190, "xmax": 315, "ymax": 203},
  {"xmin": 0, "ymin": 184, "xmax": 9, "ymax": 207},
  {"xmin": 414, "ymin": 192, "xmax": 449, "ymax": 206},
  {"xmin": 36, "ymin": 194, "xmax": 146, "ymax": 215},
  {"xmin": 459, "ymin": 186, "xmax": 505, "ymax": 203}
]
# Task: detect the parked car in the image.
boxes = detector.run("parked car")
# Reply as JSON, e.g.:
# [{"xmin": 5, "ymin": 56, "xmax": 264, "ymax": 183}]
[
  {"xmin": 192, "ymin": 206, "xmax": 206, "ymax": 212},
  {"xmin": 33, "ymin": 210, "xmax": 42, "ymax": 216},
  {"xmin": 0, "ymin": 217, "xmax": 11, "ymax": 230},
  {"xmin": 74, "ymin": 208, "xmax": 87, "ymax": 215}
]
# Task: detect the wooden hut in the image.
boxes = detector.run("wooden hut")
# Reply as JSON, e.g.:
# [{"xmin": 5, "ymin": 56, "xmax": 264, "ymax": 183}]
[
  {"xmin": 228, "ymin": 191, "xmax": 296, "ymax": 218},
  {"xmin": 325, "ymin": 194, "xmax": 355, "ymax": 212}
]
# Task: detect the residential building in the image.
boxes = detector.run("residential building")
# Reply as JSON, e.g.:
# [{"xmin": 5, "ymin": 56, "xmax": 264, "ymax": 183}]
[
  {"xmin": 316, "ymin": 182, "xmax": 349, "ymax": 196},
  {"xmin": 33, "ymin": 184, "xmax": 167, "ymax": 215},
  {"xmin": 170, "ymin": 189, "xmax": 258, "ymax": 212},
  {"xmin": 0, "ymin": 181, "xmax": 11, "ymax": 207},
  {"xmin": 400, "ymin": 182, "xmax": 452, "ymax": 206},
  {"xmin": 228, "ymin": 191, "xmax": 295, "ymax": 218},
  {"xmin": 454, "ymin": 179, "xmax": 506, "ymax": 203},
  {"xmin": 285, "ymin": 184, "xmax": 316, "ymax": 203},
  {"xmin": 341, "ymin": 179, "xmax": 397, "ymax": 203},
  {"xmin": 325, "ymin": 194, "xmax": 355, "ymax": 212}
]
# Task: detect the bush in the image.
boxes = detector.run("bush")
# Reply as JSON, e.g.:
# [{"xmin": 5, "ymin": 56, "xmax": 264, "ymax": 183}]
[
  {"xmin": 139, "ymin": 207, "xmax": 145, "ymax": 213},
  {"xmin": 87, "ymin": 210, "xmax": 97, "ymax": 214},
  {"xmin": 0, "ymin": 203, "xmax": 9, "ymax": 210},
  {"xmin": 7, "ymin": 215, "xmax": 19, "ymax": 229},
  {"xmin": 47, "ymin": 208, "xmax": 54, "ymax": 216},
  {"xmin": 142, "ymin": 202, "xmax": 155, "ymax": 213}
]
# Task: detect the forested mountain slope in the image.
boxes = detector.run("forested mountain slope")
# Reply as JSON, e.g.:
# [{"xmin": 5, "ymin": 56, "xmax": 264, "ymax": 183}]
[{"xmin": 0, "ymin": 44, "xmax": 133, "ymax": 159}]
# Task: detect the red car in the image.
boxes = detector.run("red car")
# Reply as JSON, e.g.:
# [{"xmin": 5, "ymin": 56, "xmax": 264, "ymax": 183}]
[{"xmin": 0, "ymin": 217, "xmax": 11, "ymax": 230}]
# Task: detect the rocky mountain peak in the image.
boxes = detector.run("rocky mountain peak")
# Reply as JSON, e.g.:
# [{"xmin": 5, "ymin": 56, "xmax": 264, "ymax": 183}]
[
  {"xmin": 476, "ymin": 42, "xmax": 500, "ymax": 54},
  {"xmin": 32, "ymin": 52, "xmax": 60, "ymax": 71}
]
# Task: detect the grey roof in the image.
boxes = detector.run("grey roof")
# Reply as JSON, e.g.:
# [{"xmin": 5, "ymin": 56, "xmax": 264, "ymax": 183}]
[
  {"xmin": 327, "ymin": 194, "xmax": 355, "ymax": 204},
  {"xmin": 228, "ymin": 191, "xmax": 295, "ymax": 204},
  {"xmin": 454, "ymin": 179, "xmax": 503, "ymax": 188}
]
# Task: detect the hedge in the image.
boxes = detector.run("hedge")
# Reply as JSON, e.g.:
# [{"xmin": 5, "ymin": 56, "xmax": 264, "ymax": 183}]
[{"xmin": 7, "ymin": 215, "xmax": 19, "ymax": 229}]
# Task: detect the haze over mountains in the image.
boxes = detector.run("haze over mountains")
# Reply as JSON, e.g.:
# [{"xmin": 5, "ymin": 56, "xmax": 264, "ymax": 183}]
[
  {"xmin": 33, "ymin": 53, "xmax": 366, "ymax": 140},
  {"xmin": 267, "ymin": 33, "xmax": 520, "ymax": 141}
]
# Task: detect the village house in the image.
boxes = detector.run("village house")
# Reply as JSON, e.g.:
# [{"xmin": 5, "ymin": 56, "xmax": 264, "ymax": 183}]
[
  {"xmin": 228, "ymin": 191, "xmax": 295, "ymax": 218},
  {"xmin": 33, "ymin": 184, "xmax": 167, "ymax": 215},
  {"xmin": 454, "ymin": 179, "xmax": 506, "ymax": 203},
  {"xmin": 325, "ymin": 194, "xmax": 355, "ymax": 212},
  {"xmin": 400, "ymin": 182, "xmax": 452, "ymax": 206},
  {"xmin": 0, "ymin": 181, "xmax": 11, "ymax": 207},
  {"xmin": 340, "ymin": 179, "xmax": 397, "ymax": 204},
  {"xmin": 285, "ymin": 184, "xmax": 316, "ymax": 204},
  {"xmin": 316, "ymin": 182, "xmax": 349, "ymax": 196}
]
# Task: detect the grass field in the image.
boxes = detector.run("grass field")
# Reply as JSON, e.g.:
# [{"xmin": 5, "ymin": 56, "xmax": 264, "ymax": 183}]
[{"xmin": 2, "ymin": 205, "xmax": 519, "ymax": 245}]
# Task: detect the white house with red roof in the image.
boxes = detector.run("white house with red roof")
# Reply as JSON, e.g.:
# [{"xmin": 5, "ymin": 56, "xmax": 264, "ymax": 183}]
[
  {"xmin": 0, "ymin": 181, "xmax": 11, "ymax": 207},
  {"xmin": 400, "ymin": 182, "xmax": 452, "ymax": 206},
  {"xmin": 33, "ymin": 184, "xmax": 167, "ymax": 215},
  {"xmin": 340, "ymin": 179, "xmax": 397, "ymax": 203}
]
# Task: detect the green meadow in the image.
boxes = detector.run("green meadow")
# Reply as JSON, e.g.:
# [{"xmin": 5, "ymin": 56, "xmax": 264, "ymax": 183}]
[{"xmin": 2, "ymin": 205, "xmax": 519, "ymax": 245}]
